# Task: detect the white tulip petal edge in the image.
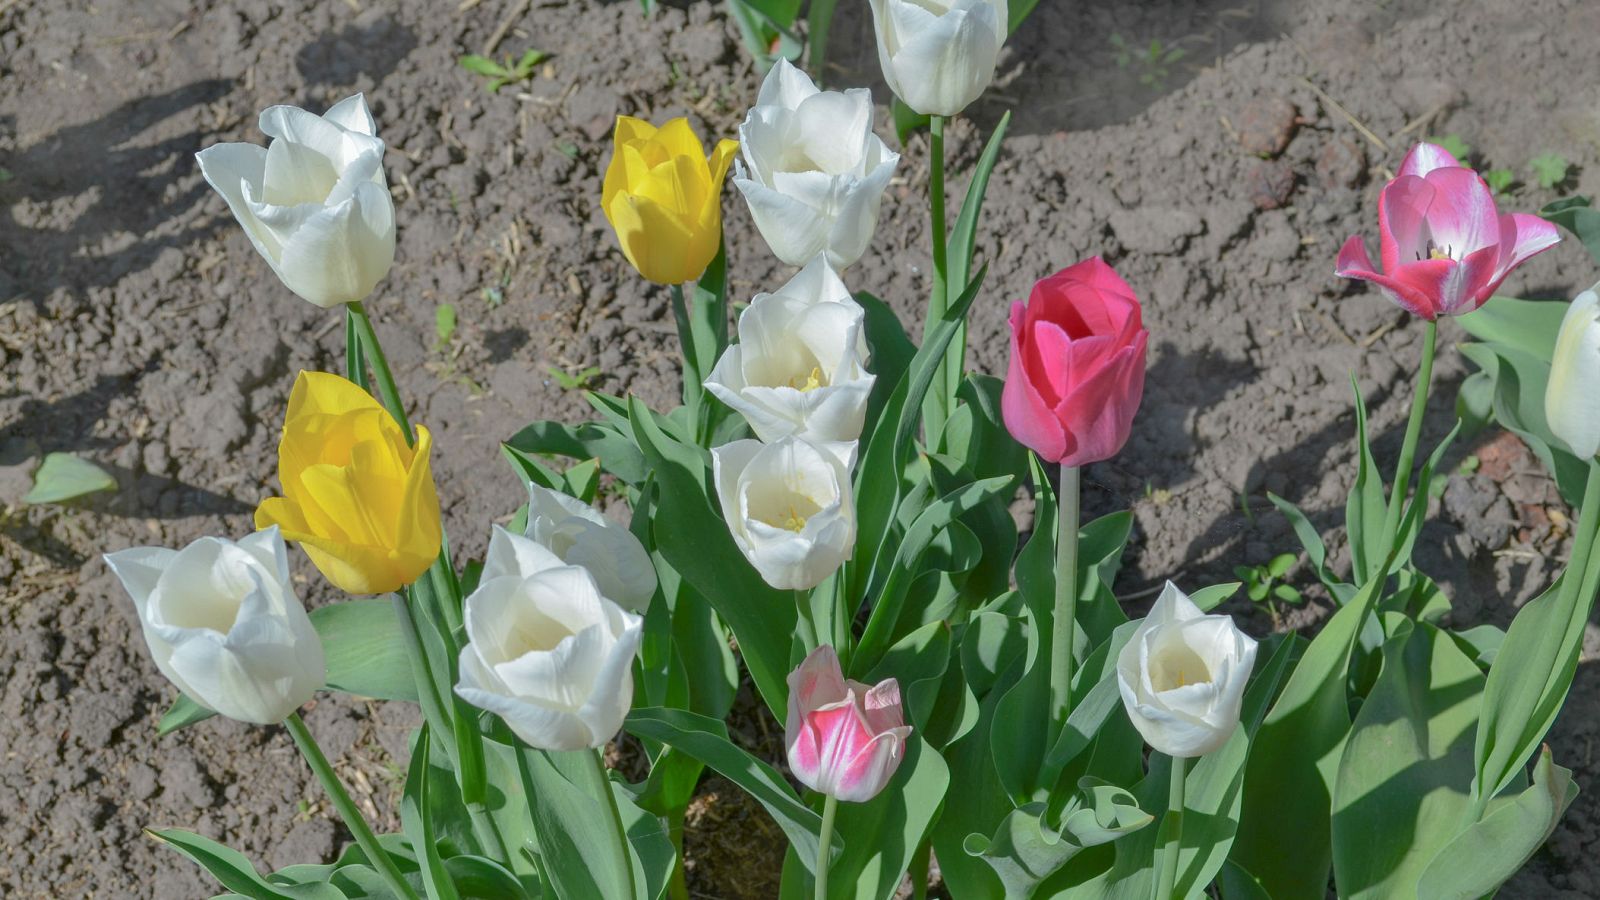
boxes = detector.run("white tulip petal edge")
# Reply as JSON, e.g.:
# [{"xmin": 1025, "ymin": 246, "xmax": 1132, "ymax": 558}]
[{"xmin": 712, "ymin": 435, "xmax": 857, "ymax": 591}]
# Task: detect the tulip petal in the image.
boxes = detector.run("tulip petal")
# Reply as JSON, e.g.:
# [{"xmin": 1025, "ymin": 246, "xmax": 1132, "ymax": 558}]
[
  {"xmin": 1494, "ymin": 212, "xmax": 1562, "ymax": 276},
  {"xmin": 1547, "ymin": 290, "xmax": 1600, "ymax": 459},
  {"xmin": 757, "ymin": 57, "xmax": 822, "ymax": 109},
  {"xmin": 1419, "ymin": 167, "xmax": 1500, "ymax": 257},
  {"xmin": 195, "ymin": 142, "xmax": 278, "ymax": 262},
  {"xmin": 1397, "ymin": 141, "xmax": 1461, "ymax": 178},
  {"xmin": 1377, "ymin": 175, "xmax": 1436, "ymax": 273},
  {"xmin": 1000, "ymin": 301, "xmax": 1069, "ymax": 462},
  {"xmin": 322, "ymin": 93, "xmax": 376, "ymax": 137},
  {"xmin": 457, "ymin": 652, "xmax": 596, "ymax": 751},
  {"xmin": 736, "ymin": 177, "xmax": 830, "ymax": 266}
]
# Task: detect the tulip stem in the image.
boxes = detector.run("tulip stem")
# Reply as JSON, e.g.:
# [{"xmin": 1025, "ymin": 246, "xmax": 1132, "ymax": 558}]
[
  {"xmin": 1050, "ymin": 465, "xmax": 1081, "ymax": 735},
  {"xmin": 925, "ymin": 114, "xmax": 950, "ymax": 440},
  {"xmin": 589, "ymin": 748, "xmax": 639, "ymax": 900},
  {"xmin": 1154, "ymin": 754, "xmax": 1188, "ymax": 900},
  {"xmin": 284, "ymin": 713, "xmax": 420, "ymax": 900},
  {"xmin": 815, "ymin": 793, "xmax": 839, "ymax": 900},
  {"xmin": 1377, "ymin": 318, "xmax": 1437, "ymax": 559},
  {"xmin": 346, "ymin": 300, "xmax": 415, "ymax": 447}
]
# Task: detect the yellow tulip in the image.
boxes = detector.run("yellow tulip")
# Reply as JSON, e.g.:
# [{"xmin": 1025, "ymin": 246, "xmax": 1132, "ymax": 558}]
[
  {"xmin": 256, "ymin": 371, "xmax": 441, "ymax": 594},
  {"xmin": 602, "ymin": 116, "xmax": 738, "ymax": 285}
]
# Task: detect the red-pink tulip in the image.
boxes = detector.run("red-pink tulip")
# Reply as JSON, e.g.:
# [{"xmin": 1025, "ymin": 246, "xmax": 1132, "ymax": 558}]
[
  {"xmin": 785, "ymin": 645, "xmax": 912, "ymax": 803},
  {"xmin": 1000, "ymin": 257, "xmax": 1149, "ymax": 467},
  {"xmin": 1336, "ymin": 142, "xmax": 1560, "ymax": 319}
]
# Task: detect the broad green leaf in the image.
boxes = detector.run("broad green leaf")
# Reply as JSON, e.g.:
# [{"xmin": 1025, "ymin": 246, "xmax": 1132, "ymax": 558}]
[
  {"xmin": 400, "ymin": 731, "xmax": 461, "ymax": 900},
  {"xmin": 1539, "ymin": 195, "xmax": 1600, "ymax": 267},
  {"xmin": 1345, "ymin": 379, "xmax": 1387, "ymax": 586},
  {"xmin": 1455, "ymin": 340, "xmax": 1588, "ymax": 506},
  {"xmin": 441, "ymin": 856, "xmax": 532, "ymax": 899},
  {"xmin": 1268, "ymin": 493, "xmax": 1348, "ymax": 596},
  {"xmin": 148, "ymin": 829, "xmax": 344, "ymax": 899},
  {"xmin": 964, "ymin": 781, "xmax": 1151, "ymax": 897},
  {"xmin": 24, "ymin": 452, "xmax": 115, "ymax": 504},
  {"xmin": 1456, "ymin": 295, "xmax": 1568, "ymax": 359},
  {"xmin": 1189, "ymin": 582, "xmax": 1241, "ymax": 612},
  {"xmin": 517, "ymin": 746, "xmax": 639, "ymax": 900},
  {"xmin": 158, "ymin": 693, "xmax": 216, "ymax": 735},
  {"xmin": 503, "ymin": 420, "xmax": 648, "ymax": 487},
  {"xmin": 312, "ymin": 599, "xmax": 418, "ymax": 703}
]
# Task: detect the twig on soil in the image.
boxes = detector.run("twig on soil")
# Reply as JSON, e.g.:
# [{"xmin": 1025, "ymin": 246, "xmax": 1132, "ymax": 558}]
[
  {"xmin": 1392, "ymin": 100, "xmax": 1450, "ymax": 144},
  {"xmin": 1360, "ymin": 316, "xmax": 1401, "ymax": 348},
  {"xmin": 1299, "ymin": 76, "xmax": 1388, "ymax": 154},
  {"xmin": 482, "ymin": 0, "xmax": 532, "ymax": 56},
  {"xmin": 1313, "ymin": 308, "xmax": 1355, "ymax": 346}
]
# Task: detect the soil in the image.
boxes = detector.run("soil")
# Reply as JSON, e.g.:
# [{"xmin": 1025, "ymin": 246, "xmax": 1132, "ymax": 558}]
[{"xmin": 3, "ymin": 0, "xmax": 1600, "ymax": 897}]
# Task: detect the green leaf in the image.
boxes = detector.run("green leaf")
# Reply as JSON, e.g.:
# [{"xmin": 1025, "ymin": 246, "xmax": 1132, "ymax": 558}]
[
  {"xmin": 1426, "ymin": 134, "xmax": 1472, "ymax": 162},
  {"xmin": 516, "ymin": 746, "xmax": 639, "ymax": 900},
  {"xmin": 1454, "ymin": 337, "xmax": 1588, "ymax": 506},
  {"xmin": 503, "ymin": 420, "xmax": 648, "ymax": 486},
  {"xmin": 435, "ymin": 304, "xmax": 457, "ymax": 345},
  {"xmin": 891, "ymin": 97, "xmax": 930, "ymax": 144},
  {"xmin": 944, "ymin": 112, "xmax": 1010, "ymax": 315},
  {"xmin": 964, "ymin": 782, "xmax": 1152, "ymax": 897},
  {"xmin": 1528, "ymin": 153, "xmax": 1570, "ymax": 190},
  {"xmin": 24, "ymin": 452, "xmax": 116, "ymax": 504},
  {"xmin": 458, "ymin": 54, "xmax": 509, "ymax": 77},
  {"xmin": 1540, "ymin": 195, "xmax": 1600, "ymax": 267},
  {"xmin": 148, "ymin": 829, "xmax": 344, "ymax": 899},
  {"xmin": 1481, "ymin": 168, "xmax": 1515, "ymax": 195},
  {"xmin": 1191, "ymin": 582, "xmax": 1242, "ymax": 612},
  {"xmin": 1456, "ymin": 294, "xmax": 1568, "ymax": 358},
  {"xmin": 312, "ymin": 599, "xmax": 418, "ymax": 702},
  {"xmin": 1345, "ymin": 378, "xmax": 1387, "ymax": 586},
  {"xmin": 158, "ymin": 693, "xmax": 217, "ymax": 735},
  {"xmin": 400, "ymin": 731, "xmax": 462, "ymax": 900}
]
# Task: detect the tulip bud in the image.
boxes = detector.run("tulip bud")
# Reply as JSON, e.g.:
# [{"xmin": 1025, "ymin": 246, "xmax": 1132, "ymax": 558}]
[
  {"xmin": 1115, "ymin": 583, "xmax": 1258, "ymax": 758},
  {"xmin": 522, "ymin": 481, "xmax": 658, "ymax": 612},
  {"xmin": 1546, "ymin": 288, "xmax": 1600, "ymax": 460},
  {"xmin": 867, "ymin": 0, "xmax": 1008, "ymax": 118},
  {"xmin": 732, "ymin": 59, "xmax": 900, "ymax": 269},
  {"xmin": 705, "ymin": 256, "xmax": 875, "ymax": 465},
  {"xmin": 1335, "ymin": 141, "xmax": 1560, "ymax": 319},
  {"xmin": 786, "ymin": 645, "xmax": 913, "ymax": 802},
  {"xmin": 455, "ymin": 527, "xmax": 643, "ymax": 751},
  {"xmin": 195, "ymin": 94, "xmax": 396, "ymax": 309},
  {"xmin": 711, "ymin": 435, "xmax": 856, "ymax": 591},
  {"xmin": 601, "ymin": 116, "xmax": 739, "ymax": 285},
  {"xmin": 256, "ymin": 371, "xmax": 442, "ymax": 595},
  {"xmin": 104, "ymin": 527, "xmax": 324, "ymax": 725},
  {"xmin": 1001, "ymin": 257, "xmax": 1148, "ymax": 467}
]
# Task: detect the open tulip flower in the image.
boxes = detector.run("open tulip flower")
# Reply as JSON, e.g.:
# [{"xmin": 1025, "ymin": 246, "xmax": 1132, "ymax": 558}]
[
  {"xmin": 195, "ymin": 94, "xmax": 396, "ymax": 309},
  {"xmin": 786, "ymin": 644, "xmax": 913, "ymax": 803},
  {"xmin": 704, "ymin": 255, "xmax": 875, "ymax": 465},
  {"xmin": 712, "ymin": 435, "xmax": 856, "ymax": 590},
  {"xmin": 1001, "ymin": 257, "xmax": 1149, "ymax": 467},
  {"xmin": 1546, "ymin": 286, "xmax": 1600, "ymax": 460},
  {"xmin": 256, "ymin": 371, "xmax": 441, "ymax": 595},
  {"xmin": 104, "ymin": 527, "xmax": 324, "ymax": 725},
  {"xmin": 455, "ymin": 527, "xmax": 643, "ymax": 751},
  {"xmin": 1335, "ymin": 141, "xmax": 1560, "ymax": 319},
  {"xmin": 733, "ymin": 59, "xmax": 900, "ymax": 269},
  {"xmin": 522, "ymin": 481, "xmax": 658, "ymax": 612},
  {"xmin": 868, "ymin": 0, "xmax": 1008, "ymax": 118},
  {"xmin": 602, "ymin": 116, "xmax": 738, "ymax": 285}
]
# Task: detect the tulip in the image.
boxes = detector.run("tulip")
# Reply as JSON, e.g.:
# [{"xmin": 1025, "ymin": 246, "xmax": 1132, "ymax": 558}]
[
  {"xmin": 104, "ymin": 527, "xmax": 324, "ymax": 725},
  {"xmin": 455, "ymin": 527, "xmax": 643, "ymax": 751},
  {"xmin": 1336, "ymin": 141, "xmax": 1561, "ymax": 319},
  {"xmin": 732, "ymin": 59, "xmax": 900, "ymax": 269},
  {"xmin": 1000, "ymin": 257, "xmax": 1148, "ymax": 467},
  {"xmin": 256, "ymin": 371, "xmax": 441, "ymax": 595},
  {"xmin": 195, "ymin": 94, "xmax": 396, "ymax": 309},
  {"xmin": 704, "ymin": 256, "xmax": 875, "ymax": 465},
  {"xmin": 522, "ymin": 481, "xmax": 658, "ymax": 612},
  {"xmin": 786, "ymin": 644, "xmax": 913, "ymax": 802},
  {"xmin": 1116, "ymin": 582, "xmax": 1258, "ymax": 758},
  {"xmin": 601, "ymin": 116, "xmax": 739, "ymax": 285},
  {"xmin": 711, "ymin": 435, "xmax": 855, "ymax": 590},
  {"xmin": 867, "ymin": 0, "xmax": 1008, "ymax": 118},
  {"xmin": 1546, "ymin": 287, "xmax": 1600, "ymax": 460}
]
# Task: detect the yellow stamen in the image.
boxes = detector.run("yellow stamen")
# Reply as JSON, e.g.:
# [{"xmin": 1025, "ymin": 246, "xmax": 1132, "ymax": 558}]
[
  {"xmin": 781, "ymin": 504, "xmax": 808, "ymax": 532},
  {"xmin": 789, "ymin": 366, "xmax": 824, "ymax": 392}
]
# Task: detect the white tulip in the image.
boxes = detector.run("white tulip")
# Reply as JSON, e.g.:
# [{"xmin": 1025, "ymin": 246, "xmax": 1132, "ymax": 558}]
[
  {"xmin": 1546, "ymin": 287, "xmax": 1600, "ymax": 460},
  {"xmin": 455, "ymin": 527, "xmax": 643, "ymax": 751},
  {"xmin": 522, "ymin": 482, "xmax": 658, "ymax": 612},
  {"xmin": 195, "ymin": 94, "xmax": 396, "ymax": 309},
  {"xmin": 705, "ymin": 256, "xmax": 875, "ymax": 467},
  {"xmin": 868, "ymin": 0, "xmax": 1008, "ymax": 118},
  {"xmin": 1115, "ymin": 582, "xmax": 1258, "ymax": 759},
  {"xmin": 711, "ymin": 436, "xmax": 856, "ymax": 590},
  {"xmin": 733, "ymin": 59, "xmax": 900, "ymax": 269},
  {"xmin": 103, "ymin": 527, "xmax": 324, "ymax": 725}
]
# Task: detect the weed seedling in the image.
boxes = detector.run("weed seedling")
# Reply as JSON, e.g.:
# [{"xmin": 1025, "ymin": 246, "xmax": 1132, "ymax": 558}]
[
  {"xmin": 459, "ymin": 49, "xmax": 552, "ymax": 93},
  {"xmin": 1234, "ymin": 552, "xmax": 1302, "ymax": 626},
  {"xmin": 547, "ymin": 365, "xmax": 603, "ymax": 391},
  {"xmin": 1529, "ymin": 153, "xmax": 1572, "ymax": 191}
]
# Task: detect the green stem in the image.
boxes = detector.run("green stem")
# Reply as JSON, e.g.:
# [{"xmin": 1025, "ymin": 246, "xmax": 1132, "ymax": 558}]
[
  {"xmin": 393, "ymin": 592, "xmax": 454, "ymax": 761},
  {"xmin": 1153, "ymin": 755, "xmax": 1187, "ymax": 900},
  {"xmin": 590, "ymin": 748, "xmax": 638, "ymax": 900},
  {"xmin": 908, "ymin": 839, "xmax": 930, "ymax": 900},
  {"xmin": 346, "ymin": 301, "xmax": 414, "ymax": 446},
  {"xmin": 815, "ymin": 793, "xmax": 839, "ymax": 900},
  {"xmin": 796, "ymin": 589, "xmax": 818, "ymax": 653},
  {"xmin": 1050, "ymin": 466, "xmax": 1081, "ymax": 733},
  {"xmin": 285, "ymin": 713, "xmax": 420, "ymax": 900},
  {"xmin": 924, "ymin": 114, "xmax": 949, "ymax": 440},
  {"xmin": 1377, "ymin": 319, "xmax": 1438, "ymax": 555},
  {"xmin": 667, "ymin": 806, "xmax": 691, "ymax": 900}
]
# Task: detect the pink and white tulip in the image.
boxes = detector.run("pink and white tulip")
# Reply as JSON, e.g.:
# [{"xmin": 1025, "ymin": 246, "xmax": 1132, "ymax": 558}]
[
  {"xmin": 1335, "ymin": 142, "xmax": 1560, "ymax": 320},
  {"xmin": 786, "ymin": 645, "xmax": 913, "ymax": 803}
]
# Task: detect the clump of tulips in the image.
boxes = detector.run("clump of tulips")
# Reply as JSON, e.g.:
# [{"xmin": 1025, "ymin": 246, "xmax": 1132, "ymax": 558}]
[{"xmin": 110, "ymin": 13, "xmax": 1600, "ymax": 900}]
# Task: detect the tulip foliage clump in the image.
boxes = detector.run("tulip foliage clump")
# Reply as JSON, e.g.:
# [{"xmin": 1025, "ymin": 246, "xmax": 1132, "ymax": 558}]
[{"xmin": 111, "ymin": 21, "xmax": 1600, "ymax": 900}]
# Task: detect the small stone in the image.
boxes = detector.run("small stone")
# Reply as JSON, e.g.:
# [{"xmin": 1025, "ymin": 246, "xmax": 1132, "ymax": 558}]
[
  {"xmin": 1235, "ymin": 96, "xmax": 1298, "ymax": 157},
  {"xmin": 1316, "ymin": 138, "xmax": 1366, "ymax": 190},
  {"xmin": 1246, "ymin": 159, "xmax": 1296, "ymax": 210}
]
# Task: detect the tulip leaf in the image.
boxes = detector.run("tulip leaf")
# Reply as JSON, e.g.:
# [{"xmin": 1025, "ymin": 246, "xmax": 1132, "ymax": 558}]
[
  {"xmin": 944, "ymin": 111, "xmax": 1010, "ymax": 312},
  {"xmin": 1345, "ymin": 378, "xmax": 1387, "ymax": 587},
  {"xmin": 1454, "ymin": 340, "xmax": 1588, "ymax": 507},
  {"xmin": 853, "ymin": 290, "xmax": 916, "ymax": 428},
  {"xmin": 625, "ymin": 707, "xmax": 832, "ymax": 866},
  {"xmin": 24, "ymin": 452, "xmax": 116, "ymax": 504},
  {"xmin": 964, "ymin": 781, "xmax": 1152, "ymax": 898},
  {"xmin": 148, "ymin": 828, "xmax": 344, "ymax": 899},
  {"xmin": 1189, "ymin": 581, "xmax": 1242, "ymax": 612},
  {"xmin": 312, "ymin": 599, "xmax": 419, "ymax": 703},
  {"xmin": 1540, "ymin": 195, "xmax": 1600, "ymax": 267},
  {"xmin": 503, "ymin": 420, "xmax": 649, "ymax": 487},
  {"xmin": 514, "ymin": 745, "xmax": 648, "ymax": 900},
  {"xmin": 1457, "ymin": 294, "xmax": 1568, "ymax": 359},
  {"xmin": 400, "ymin": 730, "xmax": 462, "ymax": 900},
  {"xmin": 1267, "ymin": 492, "xmax": 1349, "ymax": 597},
  {"xmin": 157, "ymin": 693, "xmax": 216, "ymax": 735}
]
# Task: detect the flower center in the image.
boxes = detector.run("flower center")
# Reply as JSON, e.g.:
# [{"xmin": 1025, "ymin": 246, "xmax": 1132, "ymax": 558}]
[
  {"xmin": 756, "ymin": 494, "xmax": 822, "ymax": 533},
  {"xmin": 1150, "ymin": 643, "xmax": 1213, "ymax": 692},
  {"xmin": 1418, "ymin": 239, "xmax": 1455, "ymax": 262},
  {"xmin": 789, "ymin": 366, "xmax": 825, "ymax": 392}
]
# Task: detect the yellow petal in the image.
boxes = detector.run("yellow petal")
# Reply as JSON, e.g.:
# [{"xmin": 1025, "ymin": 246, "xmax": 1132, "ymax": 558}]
[
  {"xmin": 708, "ymin": 139, "xmax": 739, "ymax": 191},
  {"xmin": 608, "ymin": 191, "xmax": 699, "ymax": 284},
  {"xmin": 614, "ymin": 115, "xmax": 658, "ymax": 146},
  {"xmin": 396, "ymin": 424, "xmax": 443, "ymax": 574},
  {"xmin": 299, "ymin": 535, "xmax": 406, "ymax": 595},
  {"xmin": 287, "ymin": 370, "xmax": 383, "ymax": 421},
  {"xmin": 654, "ymin": 117, "xmax": 706, "ymax": 162},
  {"xmin": 255, "ymin": 495, "xmax": 309, "ymax": 534}
]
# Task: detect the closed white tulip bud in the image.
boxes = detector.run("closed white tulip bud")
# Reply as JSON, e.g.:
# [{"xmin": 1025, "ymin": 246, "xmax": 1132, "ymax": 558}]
[
  {"xmin": 522, "ymin": 481, "xmax": 658, "ymax": 612},
  {"xmin": 1546, "ymin": 288, "xmax": 1600, "ymax": 460},
  {"xmin": 706, "ymin": 256, "xmax": 875, "ymax": 467},
  {"xmin": 103, "ymin": 527, "xmax": 324, "ymax": 725},
  {"xmin": 195, "ymin": 94, "xmax": 396, "ymax": 309},
  {"xmin": 1116, "ymin": 582, "xmax": 1258, "ymax": 759},
  {"xmin": 868, "ymin": 0, "xmax": 1008, "ymax": 118},
  {"xmin": 712, "ymin": 436, "xmax": 856, "ymax": 590},
  {"xmin": 733, "ymin": 59, "xmax": 900, "ymax": 269},
  {"xmin": 455, "ymin": 527, "xmax": 643, "ymax": 751}
]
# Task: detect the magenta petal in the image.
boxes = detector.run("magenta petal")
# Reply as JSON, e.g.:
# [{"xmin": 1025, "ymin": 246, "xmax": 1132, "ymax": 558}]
[
  {"xmin": 1002, "ymin": 304, "xmax": 1069, "ymax": 462},
  {"xmin": 1420, "ymin": 167, "xmax": 1499, "ymax": 256},
  {"xmin": 1335, "ymin": 234, "xmax": 1378, "ymax": 279},
  {"xmin": 1378, "ymin": 176, "xmax": 1436, "ymax": 272},
  {"xmin": 1398, "ymin": 141, "xmax": 1463, "ymax": 179},
  {"xmin": 1495, "ymin": 212, "xmax": 1562, "ymax": 274}
]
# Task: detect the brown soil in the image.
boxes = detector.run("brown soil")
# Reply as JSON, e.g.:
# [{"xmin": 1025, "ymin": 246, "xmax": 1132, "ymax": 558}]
[{"xmin": 3, "ymin": 0, "xmax": 1599, "ymax": 897}]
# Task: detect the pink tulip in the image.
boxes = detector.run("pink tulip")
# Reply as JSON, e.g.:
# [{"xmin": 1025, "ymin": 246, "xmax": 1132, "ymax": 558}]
[
  {"xmin": 1000, "ymin": 257, "xmax": 1149, "ymax": 467},
  {"xmin": 785, "ymin": 645, "xmax": 913, "ymax": 803},
  {"xmin": 1335, "ymin": 142, "xmax": 1560, "ymax": 319}
]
